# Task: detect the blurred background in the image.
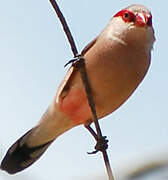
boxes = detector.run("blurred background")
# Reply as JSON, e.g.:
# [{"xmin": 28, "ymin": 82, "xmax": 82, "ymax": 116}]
[{"xmin": 0, "ymin": 0, "xmax": 167, "ymax": 179}]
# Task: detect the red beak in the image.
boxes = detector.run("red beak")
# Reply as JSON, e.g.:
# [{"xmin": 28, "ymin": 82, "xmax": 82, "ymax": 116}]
[{"xmin": 135, "ymin": 12, "xmax": 148, "ymax": 27}]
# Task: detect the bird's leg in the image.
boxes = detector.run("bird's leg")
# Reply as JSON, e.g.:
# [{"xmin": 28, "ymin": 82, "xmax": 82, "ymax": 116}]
[
  {"xmin": 85, "ymin": 124, "xmax": 98, "ymax": 140},
  {"xmin": 85, "ymin": 125, "xmax": 109, "ymax": 154}
]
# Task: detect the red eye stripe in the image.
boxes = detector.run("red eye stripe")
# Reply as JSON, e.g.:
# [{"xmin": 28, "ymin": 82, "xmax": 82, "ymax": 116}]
[{"xmin": 114, "ymin": 9, "xmax": 135, "ymax": 23}]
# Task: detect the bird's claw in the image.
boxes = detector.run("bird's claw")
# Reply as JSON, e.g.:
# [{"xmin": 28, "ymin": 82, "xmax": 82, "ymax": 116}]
[
  {"xmin": 87, "ymin": 150, "xmax": 98, "ymax": 155},
  {"xmin": 87, "ymin": 136, "xmax": 109, "ymax": 155},
  {"xmin": 64, "ymin": 54, "xmax": 84, "ymax": 67}
]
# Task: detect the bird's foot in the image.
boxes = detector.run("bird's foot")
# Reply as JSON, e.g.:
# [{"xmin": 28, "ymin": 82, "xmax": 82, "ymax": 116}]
[{"xmin": 88, "ymin": 136, "xmax": 109, "ymax": 154}]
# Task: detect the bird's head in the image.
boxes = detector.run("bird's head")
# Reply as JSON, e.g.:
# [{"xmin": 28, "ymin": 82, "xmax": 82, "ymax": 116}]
[
  {"xmin": 114, "ymin": 4, "xmax": 152, "ymax": 28},
  {"xmin": 106, "ymin": 4, "xmax": 155, "ymax": 51}
]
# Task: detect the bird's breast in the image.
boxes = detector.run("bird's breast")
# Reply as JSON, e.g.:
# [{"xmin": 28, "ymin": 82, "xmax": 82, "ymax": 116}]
[{"xmin": 58, "ymin": 40, "xmax": 150, "ymax": 125}]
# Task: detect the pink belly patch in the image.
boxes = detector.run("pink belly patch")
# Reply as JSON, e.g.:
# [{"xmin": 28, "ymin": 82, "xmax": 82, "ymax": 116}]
[{"xmin": 59, "ymin": 88, "xmax": 92, "ymax": 125}]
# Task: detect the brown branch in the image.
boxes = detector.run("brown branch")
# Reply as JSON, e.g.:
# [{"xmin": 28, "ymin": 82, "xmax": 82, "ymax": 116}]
[
  {"xmin": 49, "ymin": 0, "xmax": 78, "ymax": 56},
  {"xmin": 74, "ymin": 58, "xmax": 115, "ymax": 180},
  {"xmin": 49, "ymin": 1, "xmax": 115, "ymax": 180},
  {"xmin": 75, "ymin": 58, "xmax": 102, "ymax": 137}
]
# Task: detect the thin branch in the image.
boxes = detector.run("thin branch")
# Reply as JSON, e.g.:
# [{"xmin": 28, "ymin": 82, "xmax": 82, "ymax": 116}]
[
  {"xmin": 49, "ymin": 1, "xmax": 115, "ymax": 179},
  {"xmin": 49, "ymin": 0, "xmax": 78, "ymax": 56},
  {"xmin": 103, "ymin": 151, "xmax": 115, "ymax": 180},
  {"xmin": 76, "ymin": 58, "xmax": 102, "ymax": 137},
  {"xmin": 74, "ymin": 57, "xmax": 115, "ymax": 180}
]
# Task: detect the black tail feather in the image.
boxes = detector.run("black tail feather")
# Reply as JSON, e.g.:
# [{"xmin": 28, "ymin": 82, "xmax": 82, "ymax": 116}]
[{"xmin": 1, "ymin": 129, "xmax": 53, "ymax": 174}]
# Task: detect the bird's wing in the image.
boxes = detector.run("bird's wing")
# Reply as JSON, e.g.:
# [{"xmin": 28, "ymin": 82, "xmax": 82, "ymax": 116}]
[
  {"xmin": 56, "ymin": 37, "xmax": 98, "ymax": 102},
  {"xmin": 81, "ymin": 37, "xmax": 97, "ymax": 55}
]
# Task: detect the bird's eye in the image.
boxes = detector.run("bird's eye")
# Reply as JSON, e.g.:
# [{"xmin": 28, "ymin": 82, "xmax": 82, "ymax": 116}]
[
  {"xmin": 122, "ymin": 10, "xmax": 135, "ymax": 23},
  {"xmin": 114, "ymin": 9, "xmax": 135, "ymax": 23},
  {"xmin": 123, "ymin": 12, "xmax": 129, "ymax": 19}
]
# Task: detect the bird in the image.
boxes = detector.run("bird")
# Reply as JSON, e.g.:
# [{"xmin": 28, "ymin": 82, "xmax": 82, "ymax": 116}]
[{"xmin": 1, "ymin": 4, "xmax": 155, "ymax": 174}]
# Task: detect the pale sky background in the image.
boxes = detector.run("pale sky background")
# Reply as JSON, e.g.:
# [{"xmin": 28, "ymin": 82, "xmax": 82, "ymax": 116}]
[{"xmin": 0, "ymin": 0, "xmax": 167, "ymax": 180}]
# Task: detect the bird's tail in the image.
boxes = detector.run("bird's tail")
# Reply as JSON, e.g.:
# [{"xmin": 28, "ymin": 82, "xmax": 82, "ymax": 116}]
[
  {"xmin": 0, "ymin": 128, "xmax": 54, "ymax": 174},
  {"xmin": 1, "ymin": 104, "xmax": 75, "ymax": 174}
]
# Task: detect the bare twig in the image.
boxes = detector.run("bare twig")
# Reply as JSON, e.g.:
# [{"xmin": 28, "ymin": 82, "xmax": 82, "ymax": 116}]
[
  {"xmin": 49, "ymin": 0, "xmax": 78, "ymax": 56},
  {"xmin": 49, "ymin": 1, "xmax": 115, "ymax": 180},
  {"xmin": 74, "ymin": 57, "xmax": 115, "ymax": 180}
]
